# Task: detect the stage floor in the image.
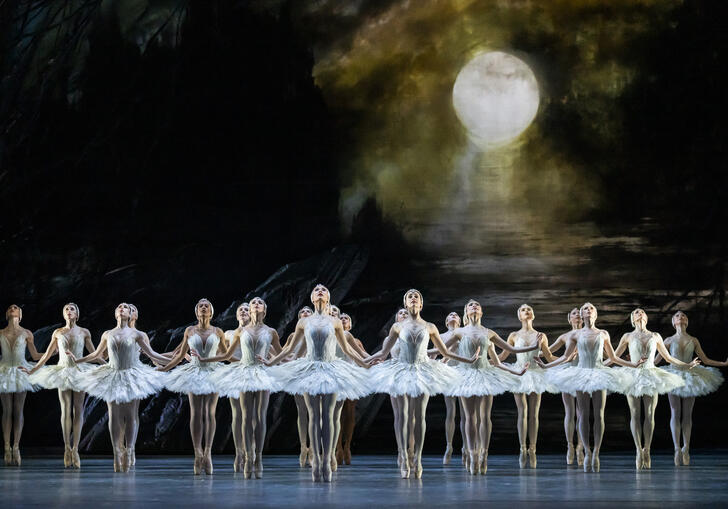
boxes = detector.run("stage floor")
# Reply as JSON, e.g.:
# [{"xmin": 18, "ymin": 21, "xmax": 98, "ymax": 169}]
[{"xmin": 2, "ymin": 453, "xmax": 726, "ymax": 507}]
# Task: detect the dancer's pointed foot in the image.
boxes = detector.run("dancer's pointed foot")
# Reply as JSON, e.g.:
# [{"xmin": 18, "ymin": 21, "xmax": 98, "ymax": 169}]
[
  {"xmin": 193, "ymin": 453, "xmax": 203, "ymax": 475},
  {"xmin": 243, "ymin": 455, "xmax": 252, "ymax": 479},
  {"xmin": 323, "ymin": 463, "xmax": 333, "ymax": 483},
  {"xmin": 113, "ymin": 448, "xmax": 122, "ymax": 473},
  {"xmin": 528, "ymin": 446, "xmax": 537, "ymax": 469},
  {"xmin": 461, "ymin": 446, "xmax": 466, "ymax": 465},
  {"xmin": 311, "ymin": 459, "xmax": 322, "ymax": 482},
  {"xmin": 129, "ymin": 447, "xmax": 136, "ymax": 467},
  {"xmin": 591, "ymin": 453, "xmax": 600, "ymax": 473},
  {"xmin": 413, "ymin": 455, "xmax": 423, "ymax": 479},
  {"xmin": 330, "ymin": 454, "xmax": 337, "ymax": 472},
  {"xmin": 681, "ymin": 446, "xmax": 690, "ymax": 466},
  {"xmin": 674, "ymin": 449, "xmax": 681, "ymax": 466},
  {"xmin": 4, "ymin": 445, "xmax": 12, "ymax": 465},
  {"xmin": 642, "ymin": 448, "xmax": 651, "ymax": 470},
  {"xmin": 463, "ymin": 448, "xmax": 470, "ymax": 471},
  {"xmin": 443, "ymin": 444, "xmax": 453, "ymax": 465},
  {"xmin": 12, "ymin": 446, "xmax": 20, "ymax": 467},
  {"xmin": 203, "ymin": 450, "xmax": 213, "ymax": 475},
  {"xmin": 343, "ymin": 446, "xmax": 351, "ymax": 465},
  {"xmin": 583, "ymin": 450, "xmax": 592, "ymax": 473},
  {"xmin": 64, "ymin": 446, "xmax": 72, "ymax": 468},
  {"xmin": 478, "ymin": 450, "xmax": 488, "ymax": 475},
  {"xmin": 399, "ymin": 453, "xmax": 410, "ymax": 479},
  {"xmin": 576, "ymin": 443, "xmax": 585, "ymax": 467},
  {"xmin": 336, "ymin": 447, "xmax": 344, "ymax": 465},
  {"xmin": 518, "ymin": 447, "xmax": 527, "ymax": 469},
  {"xmin": 307, "ymin": 448, "xmax": 313, "ymax": 467},
  {"xmin": 72, "ymin": 447, "xmax": 81, "ymax": 469},
  {"xmin": 298, "ymin": 447, "xmax": 308, "ymax": 468},
  {"xmin": 253, "ymin": 454, "xmax": 262, "ymax": 479},
  {"xmin": 635, "ymin": 450, "xmax": 643, "ymax": 470},
  {"xmin": 566, "ymin": 443, "xmax": 575, "ymax": 465},
  {"xmin": 468, "ymin": 450, "xmax": 477, "ymax": 475}
]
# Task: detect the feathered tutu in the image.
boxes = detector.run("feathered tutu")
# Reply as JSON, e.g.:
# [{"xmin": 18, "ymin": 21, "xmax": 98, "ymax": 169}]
[
  {"xmin": 0, "ymin": 360, "xmax": 38, "ymax": 393},
  {"xmin": 29, "ymin": 363, "xmax": 95, "ymax": 392},
  {"xmin": 661, "ymin": 365, "xmax": 724, "ymax": 398},
  {"xmin": 508, "ymin": 365, "xmax": 558, "ymax": 394},
  {"xmin": 272, "ymin": 358, "xmax": 371, "ymax": 400},
  {"xmin": 547, "ymin": 365, "xmax": 629, "ymax": 396},
  {"xmin": 212, "ymin": 362, "xmax": 280, "ymax": 397},
  {"xmin": 368, "ymin": 358, "xmax": 460, "ymax": 397},
  {"xmin": 616, "ymin": 366, "xmax": 685, "ymax": 397},
  {"xmin": 165, "ymin": 362, "xmax": 222, "ymax": 395},
  {"xmin": 78, "ymin": 363, "xmax": 166, "ymax": 403},
  {"xmin": 446, "ymin": 365, "xmax": 516, "ymax": 397}
]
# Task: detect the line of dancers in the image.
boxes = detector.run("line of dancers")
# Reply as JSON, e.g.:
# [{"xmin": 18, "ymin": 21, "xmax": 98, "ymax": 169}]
[{"xmin": 0, "ymin": 286, "xmax": 725, "ymax": 482}]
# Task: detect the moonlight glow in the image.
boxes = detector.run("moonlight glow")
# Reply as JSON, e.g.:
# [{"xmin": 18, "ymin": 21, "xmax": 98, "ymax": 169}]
[{"xmin": 453, "ymin": 51, "xmax": 540, "ymax": 149}]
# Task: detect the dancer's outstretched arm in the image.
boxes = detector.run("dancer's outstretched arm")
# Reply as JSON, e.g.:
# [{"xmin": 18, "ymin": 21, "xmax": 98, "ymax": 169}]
[
  {"xmin": 429, "ymin": 325, "xmax": 479, "ymax": 364},
  {"xmin": 333, "ymin": 320, "xmax": 369, "ymax": 368},
  {"xmin": 654, "ymin": 334, "xmax": 700, "ymax": 369},
  {"xmin": 135, "ymin": 331, "xmax": 170, "ymax": 365},
  {"xmin": 535, "ymin": 334, "xmax": 577, "ymax": 369},
  {"xmin": 693, "ymin": 338, "xmax": 728, "ymax": 367},
  {"xmin": 156, "ymin": 328, "xmax": 192, "ymax": 371},
  {"xmin": 71, "ymin": 333, "xmax": 108, "ymax": 364},
  {"xmin": 603, "ymin": 333, "xmax": 646, "ymax": 368},
  {"xmin": 260, "ymin": 321, "xmax": 304, "ymax": 366},
  {"xmin": 21, "ymin": 330, "xmax": 59, "ymax": 374},
  {"xmin": 195, "ymin": 331, "xmax": 242, "ymax": 363},
  {"xmin": 488, "ymin": 343, "xmax": 528, "ymax": 375}
]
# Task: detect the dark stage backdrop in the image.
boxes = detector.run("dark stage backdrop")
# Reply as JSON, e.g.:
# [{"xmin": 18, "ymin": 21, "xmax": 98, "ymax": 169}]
[{"xmin": 1, "ymin": 1, "xmax": 727, "ymax": 455}]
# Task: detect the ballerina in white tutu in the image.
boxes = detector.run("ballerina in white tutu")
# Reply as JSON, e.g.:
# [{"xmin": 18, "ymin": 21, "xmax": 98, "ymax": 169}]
[
  {"xmin": 23, "ymin": 303, "xmax": 101, "ymax": 468},
  {"xmin": 0, "ymin": 304, "xmax": 42, "ymax": 466},
  {"xmin": 537, "ymin": 302, "xmax": 643, "ymax": 472},
  {"xmin": 70, "ymin": 303, "xmax": 168, "ymax": 472},
  {"xmin": 261, "ymin": 284, "xmax": 371, "ymax": 482},
  {"xmin": 611, "ymin": 308, "xmax": 698, "ymax": 470},
  {"xmin": 387, "ymin": 308, "xmax": 413, "ymax": 469},
  {"xmin": 497, "ymin": 304, "xmax": 555, "ymax": 469},
  {"xmin": 364, "ymin": 289, "xmax": 479, "ymax": 479},
  {"xmin": 445, "ymin": 300, "xmax": 533, "ymax": 475},
  {"xmin": 220, "ymin": 302, "xmax": 250, "ymax": 472},
  {"xmin": 158, "ymin": 298, "xmax": 227, "ymax": 475},
  {"xmin": 656, "ymin": 311, "xmax": 725, "ymax": 465},
  {"xmin": 194, "ymin": 297, "xmax": 281, "ymax": 478},
  {"xmin": 544, "ymin": 308, "xmax": 586, "ymax": 466},
  {"xmin": 438, "ymin": 312, "xmax": 464, "ymax": 465},
  {"xmin": 280, "ymin": 306, "xmax": 313, "ymax": 467}
]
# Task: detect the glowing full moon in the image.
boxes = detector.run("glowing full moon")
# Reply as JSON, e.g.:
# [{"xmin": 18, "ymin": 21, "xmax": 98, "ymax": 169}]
[{"xmin": 452, "ymin": 51, "xmax": 540, "ymax": 149}]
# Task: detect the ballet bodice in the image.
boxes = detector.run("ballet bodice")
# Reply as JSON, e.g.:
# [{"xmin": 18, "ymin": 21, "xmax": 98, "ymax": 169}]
[
  {"xmin": 396, "ymin": 323, "xmax": 430, "ymax": 364},
  {"xmin": 57, "ymin": 332, "xmax": 85, "ymax": 367},
  {"xmin": 513, "ymin": 332, "xmax": 540, "ymax": 368},
  {"xmin": 304, "ymin": 316, "xmax": 337, "ymax": 361},
  {"xmin": 108, "ymin": 334, "xmax": 140, "ymax": 370},
  {"xmin": 187, "ymin": 333, "xmax": 220, "ymax": 366},
  {"xmin": 627, "ymin": 332, "xmax": 658, "ymax": 368},
  {"xmin": 457, "ymin": 329, "xmax": 490, "ymax": 369},
  {"xmin": 575, "ymin": 330, "xmax": 606, "ymax": 369},
  {"xmin": 239, "ymin": 329, "xmax": 273, "ymax": 366},
  {"xmin": 225, "ymin": 330, "xmax": 242, "ymax": 360},
  {"xmin": 668, "ymin": 336, "xmax": 695, "ymax": 365},
  {"xmin": 390, "ymin": 339, "xmax": 401, "ymax": 359},
  {"xmin": 0, "ymin": 332, "xmax": 28, "ymax": 366}
]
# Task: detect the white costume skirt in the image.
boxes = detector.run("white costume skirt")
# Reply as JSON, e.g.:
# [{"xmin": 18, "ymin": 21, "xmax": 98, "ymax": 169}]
[
  {"xmin": 662, "ymin": 365, "xmax": 724, "ymax": 398},
  {"xmin": 29, "ymin": 363, "xmax": 95, "ymax": 392},
  {"xmin": 547, "ymin": 365, "xmax": 628, "ymax": 396},
  {"xmin": 0, "ymin": 361, "xmax": 38, "ymax": 393},
  {"xmin": 616, "ymin": 366, "xmax": 685, "ymax": 397},
  {"xmin": 368, "ymin": 358, "xmax": 460, "ymax": 397},
  {"xmin": 446, "ymin": 365, "xmax": 516, "ymax": 397},
  {"xmin": 212, "ymin": 362, "xmax": 280, "ymax": 397},
  {"xmin": 79, "ymin": 364, "xmax": 166, "ymax": 403},
  {"xmin": 165, "ymin": 362, "xmax": 222, "ymax": 395},
  {"xmin": 272, "ymin": 358, "xmax": 371, "ymax": 400},
  {"xmin": 508, "ymin": 365, "xmax": 558, "ymax": 394}
]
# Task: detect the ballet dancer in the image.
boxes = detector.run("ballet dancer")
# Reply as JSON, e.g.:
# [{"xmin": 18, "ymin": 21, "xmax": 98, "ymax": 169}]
[
  {"xmin": 657, "ymin": 311, "xmax": 727, "ymax": 465},
  {"xmin": 537, "ymin": 302, "xmax": 644, "ymax": 472},
  {"xmin": 498, "ymin": 304, "xmax": 555, "ymax": 469},
  {"xmin": 261, "ymin": 284, "xmax": 371, "ymax": 482},
  {"xmin": 195, "ymin": 297, "xmax": 281, "ymax": 478},
  {"xmin": 445, "ymin": 300, "xmax": 533, "ymax": 475},
  {"xmin": 388, "ymin": 308, "xmax": 413, "ymax": 469},
  {"xmin": 71, "ymin": 303, "xmax": 168, "ymax": 472},
  {"xmin": 23, "ymin": 303, "xmax": 100, "ymax": 468},
  {"xmin": 0, "ymin": 304, "xmax": 42, "ymax": 465},
  {"xmin": 544, "ymin": 308, "xmax": 586, "ymax": 465},
  {"xmin": 365, "ymin": 289, "xmax": 479, "ymax": 479},
  {"xmin": 611, "ymin": 308, "xmax": 699, "ymax": 469},
  {"xmin": 439, "ymin": 312, "xmax": 465, "ymax": 465}
]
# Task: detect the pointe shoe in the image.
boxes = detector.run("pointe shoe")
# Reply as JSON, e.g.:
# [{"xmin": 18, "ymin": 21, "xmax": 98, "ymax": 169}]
[
  {"xmin": 518, "ymin": 447, "xmax": 527, "ymax": 469},
  {"xmin": 566, "ymin": 443, "xmax": 575, "ymax": 465},
  {"xmin": 461, "ymin": 446, "xmax": 466, "ymax": 465},
  {"xmin": 414, "ymin": 458, "xmax": 423, "ymax": 479},
  {"xmin": 311, "ymin": 460, "xmax": 322, "ymax": 482},
  {"xmin": 443, "ymin": 444, "xmax": 453, "ymax": 465},
  {"xmin": 193, "ymin": 454, "xmax": 203, "ymax": 475},
  {"xmin": 12, "ymin": 446, "xmax": 20, "ymax": 467},
  {"xmin": 64, "ymin": 446, "xmax": 72, "ymax": 468},
  {"xmin": 120, "ymin": 447, "xmax": 129, "ymax": 473},
  {"xmin": 528, "ymin": 447, "xmax": 537, "ymax": 469},
  {"xmin": 72, "ymin": 447, "xmax": 81, "ymax": 469},
  {"xmin": 299, "ymin": 447, "xmax": 308, "ymax": 468},
  {"xmin": 254, "ymin": 455, "xmax": 263, "ymax": 479},
  {"xmin": 343, "ymin": 446, "xmax": 351, "ymax": 465},
  {"xmin": 4, "ymin": 445, "xmax": 12, "ymax": 465},
  {"xmin": 635, "ymin": 450, "xmax": 643, "ymax": 470},
  {"xmin": 681, "ymin": 446, "xmax": 690, "ymax": 466},
  {"xmin": 307, "ymin": 448, "xmax": 313, "ymax": 467},
  {"xmin": 399, "ymin": 453, "xmax": 410, "ymax": 479},
  {"xmin": 463, "ymin": 449, "xmax": 470, "ymax": 471},
  {"xmin": 243, "ymin": 456, "xmax": 252, "ymax": 479},
  {"xmin": 234, "ymin": 450, "xmax": 241, "ymax": 472},
  {"xmin": 591, "ymin": 453, "xmax": 600, "ymax": 473},
  {"xmin": 397, "ymin": 450, "xmax": 402, "ymax": 467},
  {"xmin": 129, "ymin": 447, "xmax": 136, "ymax": 467},
  {"xmin": 323, "ymin": 462, "xmax": 333, "ymax": 483},
  {"xmin": 674, "ymin": 449, "xmax": 681, "ymax": 466},
  {"xmin": 203, "ymin": 452, "xmax": 213, "ymax": 475},
  {"xmin": 125, "ymin": 447, "xmax": 133, "ymax": 471},
  {"xmin": 478, "ymin": 451, "xmax": 488, "ymax": 475},
  {"xmin": 331, "ymin": 454, "xmax": 338, "ymax": 472},
  {"xmin": 336, "ymin": 447, "xmax": 344, "ymax": 465},
  {"xmin": 468, "ymin": 450, "xmax": 478, "ymax": 475},
  {"xmin": 583, "ymin": 450, "xmax": 592, "ymax": 473},
  {"xmin": 642, "ymin": 448, "xmax": 651, "ymax": 470},
  {"xmin": 576, "ymin": 443, "xmax": 585, "ymax": 467}
]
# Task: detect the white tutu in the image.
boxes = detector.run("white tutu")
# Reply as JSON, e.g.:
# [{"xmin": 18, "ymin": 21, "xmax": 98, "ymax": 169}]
[
  {"xmin": 662, "ymin": 365, "xmax": 724, "ymax": 398},
  {"xmin": 78, "ymin": 364, "xmax": 166, "ymax": 403},
  {"xmin": 272, "ymin": 358, "xmax": 371, "ymax": 400},
  {"xmin": 616, "ymin": 366, "xmax": 685, "ymax": 397},
  {"xmin": 547, "ymin": 366, "xmax": 628, "ymax": 396},
  {"xmin": 212, "ymin": 362, "xmax": 280, "ymax": 397},
  {"xmin": 508, "ymin": 365, "xmax": 558, "ymax": 394},
  {"xmin": 368, "ymin": 358, "xmax": 460, "ymax": 397},
  {"xmin": 165, "ymin": 363, "xmax": 222, "ymax": 395},
  {"xmin": 29, "ymin": 363, "xmax": 95, "ymax": 392},
  {"xmin": 447, "ymin": 365, "xmax": 516, "ymax": 396},
  {"xmin": 0, "ymin": 361, "xmax": 38, "ymax": 393}
]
